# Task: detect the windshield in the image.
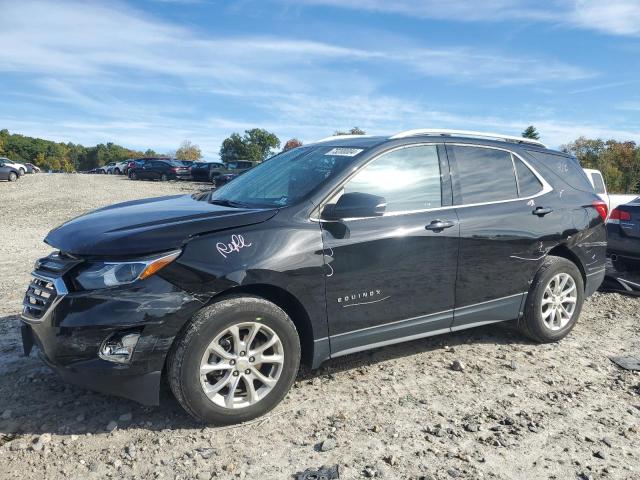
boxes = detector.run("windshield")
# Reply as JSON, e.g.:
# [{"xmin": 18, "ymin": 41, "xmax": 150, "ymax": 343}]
[{"xmin": 209, "ymin": 146, "xmax": 366, "ymax": 208}]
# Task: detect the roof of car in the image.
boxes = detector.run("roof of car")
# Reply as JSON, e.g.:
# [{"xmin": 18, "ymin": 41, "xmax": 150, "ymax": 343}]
[{"xmin": 310, "ymin": 130, "xmax": 555, "ymax": 151}]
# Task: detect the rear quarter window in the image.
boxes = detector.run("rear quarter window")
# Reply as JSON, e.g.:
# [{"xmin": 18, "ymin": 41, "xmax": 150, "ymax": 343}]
[
  {"xmin": 526, "ymin": 150, "xmax": 594, "ymax": 193},
  {"xmin": 514, "ymin": 158, "xmax": 543, "ymax": 197}
]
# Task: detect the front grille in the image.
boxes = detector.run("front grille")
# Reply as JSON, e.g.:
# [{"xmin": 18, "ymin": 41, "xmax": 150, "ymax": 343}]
[{"xmin": 22, "ymin": 272, "xmax": 68, "ymax": 323}]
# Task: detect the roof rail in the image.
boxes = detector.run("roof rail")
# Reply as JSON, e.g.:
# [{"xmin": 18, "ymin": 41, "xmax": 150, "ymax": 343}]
[
  {"xmin": 311, "ymin": 134, "xmax": 373, "ymax": 144},
  {"xmin": 389, "ymin": 129, "xmax": 546, "ymax": 148}
]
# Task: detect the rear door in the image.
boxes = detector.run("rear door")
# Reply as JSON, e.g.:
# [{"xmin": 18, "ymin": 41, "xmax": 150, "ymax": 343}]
[
  {"xmin": 446, "ymin": 144, "xmax": 555, "ymax": 330},
  {"xmin": 322, "ymin": 144, "xmax": 459, "ymax": 356}
]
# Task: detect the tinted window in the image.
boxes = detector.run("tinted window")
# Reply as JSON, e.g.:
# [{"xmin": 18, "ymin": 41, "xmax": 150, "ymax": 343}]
[
  {"xmin": 342, "ymin": 145, "xmax": 442, "ymax": 212},
  {"xmin": 591, "ymin": 173, "xmax": 606, "ymax": 194},
  {"xmin": 526, "ymin": 151, "xmax": 594, "ymax": 193},
  {"xmin": 514, "ymin": 158, "xmax": 543, "ymax": 197},
  {"xmin": 451, "ymin": 146, "xmax": 517, "ymax": 204}
]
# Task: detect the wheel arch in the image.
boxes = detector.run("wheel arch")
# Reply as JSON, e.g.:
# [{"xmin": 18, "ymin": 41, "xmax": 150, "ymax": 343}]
[
  {"xmin": 166, "ymin": 283, "xmax": 318, "ymax": 369},
  {"xmin": 213, "ymin": 284, "xmax": 316, "ymax": 367},
  {"xmin": 546, "ymin": 244, "xmax": 586, "ymax": 287}
]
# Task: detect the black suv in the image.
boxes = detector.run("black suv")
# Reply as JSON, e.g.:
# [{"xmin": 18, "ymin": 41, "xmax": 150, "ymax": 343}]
[
  {"xmin": 213, "ymin": 160, "xmax": 256, "ymax": 187},
  {"xmin": 21, "ymin": 130, "xmax": 606, "ymax": 424},
  {"xmin": 190, "ymin": 161, "xmax": 226, "ymax": 182},
  {"xmin": 129, "ymin": 159, "xmax": 191, "ymax": 181}
]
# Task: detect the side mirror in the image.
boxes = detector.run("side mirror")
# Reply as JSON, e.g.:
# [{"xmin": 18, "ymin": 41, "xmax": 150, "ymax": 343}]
[{"xmin": 322, "ymin": 192, "xmax": 386, "ymax": 220}]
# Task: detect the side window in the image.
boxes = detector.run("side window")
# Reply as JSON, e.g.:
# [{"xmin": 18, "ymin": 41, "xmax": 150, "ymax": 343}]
[
  {"xmin": 591, "ymin": 173, "xmax": 606, "ymax": 194},
  {"xmin": 341, "ymin": 145, "xmax": 442, "ymax": 213},
  {"xmin": 514, "ymin": 157, "xmax": 543, "ymax": 197},
  {"xmin": 451, "ymin": 146, "xmax": 517, "ymax": 204}
]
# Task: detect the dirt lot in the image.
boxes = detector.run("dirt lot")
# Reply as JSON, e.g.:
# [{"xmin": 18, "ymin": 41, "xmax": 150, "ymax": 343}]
[{"xmin": 0, "ymin": 174, "xmax": 639, "ymax": 480}]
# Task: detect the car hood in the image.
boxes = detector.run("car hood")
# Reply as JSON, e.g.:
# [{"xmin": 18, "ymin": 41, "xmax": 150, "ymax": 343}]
[{"xmin": 45, "ymin": 194, "xmax": 278, "ymax": 256}]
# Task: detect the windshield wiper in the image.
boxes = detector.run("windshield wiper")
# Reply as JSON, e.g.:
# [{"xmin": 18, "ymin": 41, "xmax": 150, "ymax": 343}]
[{"xmin": 209, "ymin": 198, "xmax": 251, "ymax": 208}]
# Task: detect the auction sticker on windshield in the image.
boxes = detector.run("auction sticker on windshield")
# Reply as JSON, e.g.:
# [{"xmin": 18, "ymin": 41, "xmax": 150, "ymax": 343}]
[{"xmin": 325, "ymin": 148, "xmax": 363, "ymax": 156}]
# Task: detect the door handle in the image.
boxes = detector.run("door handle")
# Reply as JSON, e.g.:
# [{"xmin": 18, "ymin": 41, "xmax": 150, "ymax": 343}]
[
  {"xmin": 532, "ymin": 207, "xmax": 553, "ymax": 217},
  {"xmin": 425, "ymin": 219, "xmax": 455, "ymax": 231}
]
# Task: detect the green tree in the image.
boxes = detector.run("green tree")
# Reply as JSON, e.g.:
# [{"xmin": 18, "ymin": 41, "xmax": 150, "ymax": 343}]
[
  {"xmin": 219, "ymin": 129, "xmax": 280, "ymax": 163},
  {"xmin": 562, "ymin": 137, "xmax": 640, "ymax": 194},
  {"xmin": 175, "ymin": 140, "xmax": 202, "ymax": 161},
  {"xmin": 521, "ymin": 125, "xmax": 540, "ymax": 140},
  {"xmin": 283, "ymin": 138, "xmax": 303, "ymax": 151},
  {"xmin": 0, "ymin": 129, "xmax": 7, "ymax": 155},
  {"xmin": 35, "ymin": 152, "xmax": 45, "ymax": 168},
  {"xmin": 334, "ymin": 127, "xmax": 366, "ymax": 136}
]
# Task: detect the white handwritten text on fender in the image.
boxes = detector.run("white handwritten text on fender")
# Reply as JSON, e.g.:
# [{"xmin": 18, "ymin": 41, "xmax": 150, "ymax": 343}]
[{"xmin": 216, "ymin": 234, "xmax": 252, "ymax": 259}]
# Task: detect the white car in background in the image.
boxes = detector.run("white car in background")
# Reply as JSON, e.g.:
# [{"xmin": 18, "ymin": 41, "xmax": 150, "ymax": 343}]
[
  {"xmin": 0, "ymin": 157, "xmax": 27, "ymax": 176},
  {"xmin": 105, "ymin": 161, "xmax": 128, "ymax": 175},
  {"xmin": 583, "ymin": 168, "xmax": 637, "ymax": 218}
]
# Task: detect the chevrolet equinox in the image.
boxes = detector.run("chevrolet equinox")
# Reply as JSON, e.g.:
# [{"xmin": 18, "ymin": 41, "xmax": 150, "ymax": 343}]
[{"xmin": 21, "ymin": 130, "xmax": 607, "ymax": 424}]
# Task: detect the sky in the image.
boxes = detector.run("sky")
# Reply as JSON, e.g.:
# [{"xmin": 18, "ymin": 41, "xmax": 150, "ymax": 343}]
[{"xmin": 1, "ymin": 0, "xmax": 639, "ymax": 159}]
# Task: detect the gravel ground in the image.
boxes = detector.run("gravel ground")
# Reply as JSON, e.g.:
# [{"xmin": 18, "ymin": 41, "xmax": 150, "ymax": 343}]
[{"xmin": 0, "ymin": 174, "xmax": 639, "ymax": 480}]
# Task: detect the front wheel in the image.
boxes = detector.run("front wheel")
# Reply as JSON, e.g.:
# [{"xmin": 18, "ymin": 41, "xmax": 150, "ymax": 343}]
[
  {"xmin": 167, "ymin": 296, "xmax": 301, "ymax": 424},
  {"xmin": 160, "ymin": 173, "xmax": 168, "ymax": 182},
  {"xmin": 8, "ymin": 172, "xmax": 18, "ymax": 182},
  {"xmin": 519, "ymin": 256, "xmax": 584, "ymax": 343},
  {"xmin": 129, "ymin": 171, "xmax": 138, "ymax": 180}
]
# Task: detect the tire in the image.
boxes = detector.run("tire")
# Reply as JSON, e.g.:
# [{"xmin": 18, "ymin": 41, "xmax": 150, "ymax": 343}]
[
  {"xmin": 167, "ymin": 296, "xmax": 301, "ymax": 425},
  {"xmin": 129, "ymin": 171, "xmax": 138, "ymax": 180},
  {"xmin": 519, "ymin": 256, "xmax": 584, "ymax": 343},
  {"xmin": 19, "ymin": 168, "xmax": 25, "ymax": 176},
  {"xmin": 160, "ymin": 173, "xmax": 168, "ymax": 182},
  {"xmin": 8, "ymin": 172, "xmax": 17, "ymax": 182},
  {"xmin": 114, "ymin": 168, "xmax": 121, "ymax": 175},
  {"xmin": 612, "ymin": 256, "xmax": 639, "ymax": 273}
]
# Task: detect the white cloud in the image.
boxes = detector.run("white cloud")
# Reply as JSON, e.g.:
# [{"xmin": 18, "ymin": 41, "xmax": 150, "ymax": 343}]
[
  {"xmin": 290, "ymin": 0, "xmax": 640, "ymax": 37},
  {"xmin": 0, "ymin": 0, "xmax": 631, "ymax": 157},
  {"xmin": 570, "ymin": 0, "xmax": 640, "ymax": 36}
]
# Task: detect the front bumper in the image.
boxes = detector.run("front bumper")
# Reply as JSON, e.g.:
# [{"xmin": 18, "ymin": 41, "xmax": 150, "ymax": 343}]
[{"xmin": 21, "ymin": 267, "xmax": 203, "ymax": 406}]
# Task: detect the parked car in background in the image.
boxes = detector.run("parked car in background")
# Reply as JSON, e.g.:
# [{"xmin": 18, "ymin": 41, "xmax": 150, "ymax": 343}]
[
  {"xmin": 128, "ymin": 159, "xmax": 191, "ymax": 181},
  {"xmin": 583, "ymin": 168, "xmax": 637, "ymax": 218},
  {"xmin": 25, "ymin": 163, "xmax": 41, "ymax": 173},
  {"xmin": 21, "ymin": 130, "xmax": 607, "ymax": 424},
  {"xmin": 607, "ymin": 197, "xmax": 640, "ymax": 272},
  {"xmin": 0, "ymin": 159, "xmax": 20, "ymax": 181},
  {"xmin": 213, "ymin": 160, "xmax": 257, "ymax": 187},
  {"xmin": 125, "ymin": 157, "xmax": 170, "ymax": 176},
  {"xmin": 106, "ymin": 160, "xmax": 128, "ymax": 175},
  {"xmin": 190, "ymin": 161, "xmax": 226, "ymax": 182},
  {"xmin": 0, "ymin": 157, "xmax": 27, "ymax": 176}
]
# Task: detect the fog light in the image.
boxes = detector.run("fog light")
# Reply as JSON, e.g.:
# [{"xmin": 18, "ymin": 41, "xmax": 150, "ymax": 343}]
[{"xmin": 99, "ymin": 333, "xmax": 140, "ymax": 364}]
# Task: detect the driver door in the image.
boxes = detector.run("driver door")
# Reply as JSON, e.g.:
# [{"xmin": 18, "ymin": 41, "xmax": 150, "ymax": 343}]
[{"xmin": 321, "ymin": 144, "xmax": 459, "ymax": 356}]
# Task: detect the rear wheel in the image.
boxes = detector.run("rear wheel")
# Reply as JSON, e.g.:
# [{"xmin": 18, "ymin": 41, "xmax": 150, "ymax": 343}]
[
  {"xmin": 129, "ymin": 171, "xmax": 138, "ymax": 180},
  {"xmin": 160, "ymin": 173, "xmax": 168, "ymax": 182},
  {"xmin": 519, "ymin": 256, "xmax": 584, "ymax": 343},
  {"xmin": 167, "ymin": 296, "xmax": 301, "ymax": 424},
  {"xmin": 8, "ymin": 172, "xmax": 17, "ymax": 182},
  {"xmin": 114, "ymin": 168, "xmax": 121, "ymax": 175}
]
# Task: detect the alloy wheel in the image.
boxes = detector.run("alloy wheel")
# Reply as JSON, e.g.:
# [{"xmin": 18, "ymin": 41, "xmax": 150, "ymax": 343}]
[
  {"xmin": 199, "ymin": 322, "xmax": 284, "ymax": 409},
  {"xmin": 541, "ymin": 273, "xmax": 577, "ymax": 331}
]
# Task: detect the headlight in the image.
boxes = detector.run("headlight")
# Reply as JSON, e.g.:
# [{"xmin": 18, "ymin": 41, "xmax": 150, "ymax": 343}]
[{"xmin": 75, "ymin": 250, "xmax": 181, "ymax": 290}]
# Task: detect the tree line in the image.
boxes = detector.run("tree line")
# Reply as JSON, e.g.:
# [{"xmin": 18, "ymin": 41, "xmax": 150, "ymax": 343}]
[{"xmin": 2, "ymin": 124, "xmax": 638, "ymax": 194}]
